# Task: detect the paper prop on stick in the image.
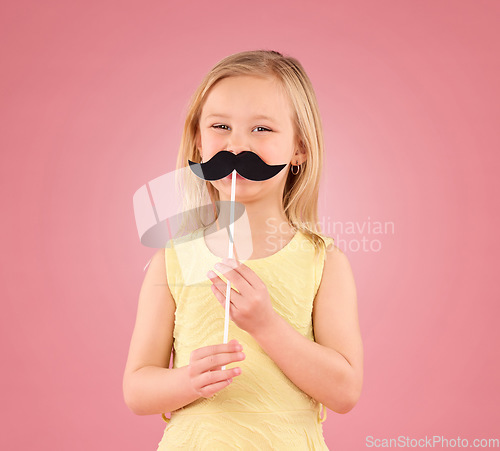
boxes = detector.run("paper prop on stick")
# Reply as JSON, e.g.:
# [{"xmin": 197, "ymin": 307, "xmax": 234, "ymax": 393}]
[{"xmin": 188, "ymin": 150, "xmax": 287, "ymax": 360}]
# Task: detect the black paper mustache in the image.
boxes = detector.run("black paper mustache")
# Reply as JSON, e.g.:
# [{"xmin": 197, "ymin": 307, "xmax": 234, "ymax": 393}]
[{"xmin": 188, "ymin": 151, "xmax": 287, "ymax": 181}]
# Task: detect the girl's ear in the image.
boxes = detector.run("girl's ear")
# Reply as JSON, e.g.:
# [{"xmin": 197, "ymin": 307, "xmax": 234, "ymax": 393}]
[
  {"xmin": 195, "ymin": 129, "xmax": 201, "ymax": 151},
  {"xmin": 295, "ymin": 140, "xmax": 307, "ymax": 164}
]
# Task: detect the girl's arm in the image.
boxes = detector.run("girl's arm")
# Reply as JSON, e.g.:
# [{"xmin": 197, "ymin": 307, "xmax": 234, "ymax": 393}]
[
  {"xmin": 252, "ymin": 244, "xmax": 363, "ymax": 414},
  {"xmin": 122, "ymin": 248, "xmax": 199, "ymax": 415}
]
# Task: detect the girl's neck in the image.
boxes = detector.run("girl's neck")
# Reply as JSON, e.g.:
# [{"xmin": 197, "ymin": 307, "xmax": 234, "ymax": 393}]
[
  {"xmin": 212, "ymin": 198, "xmax": 294, "ymax": 239},
  {"xmin": 204, "ymin": 196, "xmax": 296, "ymax": 260}
]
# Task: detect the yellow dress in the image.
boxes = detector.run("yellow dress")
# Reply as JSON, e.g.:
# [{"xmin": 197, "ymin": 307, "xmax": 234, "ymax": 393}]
[{"xmin": 158, "ymin": 228, "xmax": 334, "ymax": 450}]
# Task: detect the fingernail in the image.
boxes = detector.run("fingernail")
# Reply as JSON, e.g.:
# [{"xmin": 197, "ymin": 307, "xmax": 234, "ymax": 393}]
[
  {"xmin": 207, "ymin": 270, "xmax": 216, "ymax": 278},
  {"xmin": 214, "ymin": 263, "xmax": 223, "ymax": 270}
]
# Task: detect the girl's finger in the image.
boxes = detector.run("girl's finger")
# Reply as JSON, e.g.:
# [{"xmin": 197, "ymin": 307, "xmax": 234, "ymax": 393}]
[
  {"xmin": 191, "ymin": 340, "xmax": 241, "ymax": 362},
  {"xmin": 199, "ymin": 378, "xmax": 233, "ymax": 398},
  {"xmin": 210, "ymin": 284, "xmax": 240, "ymax": 313},
  {"xmin": 209, "ymin": 275, "xmax": 242, "ymax": 303},
  {"xmin": 212, "ymin": 262, "xmax": 250, "ymax": 296},
  {"xmin": 221, "ymin": 258, "xmax": 265, "ymax": 291},
  {"xmin": 206, "ymin": 269, "xmax": 220, "ymax": 280},
  {"xmin": 217, "ymin": 258, "xmax": 265, "ymax": 294},
  {"xmin": 200, "ymin": 367, "xmax": 241, "ymax": 388},
  {"xmin": 207, "ymin": 270, "xmax": 239, "ymax": 297}
]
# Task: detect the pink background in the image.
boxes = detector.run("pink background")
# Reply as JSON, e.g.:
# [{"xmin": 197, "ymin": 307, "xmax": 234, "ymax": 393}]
[{"xmin": 1, "ymin": 1, "xmax": 499, "ymax": 449}]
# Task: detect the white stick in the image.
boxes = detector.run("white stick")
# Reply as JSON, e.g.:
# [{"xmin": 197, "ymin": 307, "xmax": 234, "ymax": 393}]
[{"xmin": 222, "ymin": 169, "xmax": 236, "ymax": 369}]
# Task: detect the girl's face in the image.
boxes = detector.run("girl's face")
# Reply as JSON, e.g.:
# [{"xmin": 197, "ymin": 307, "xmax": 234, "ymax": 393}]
[{"xmin": 196, "ymin": 74, "xmax": 304, "ymax": 202}]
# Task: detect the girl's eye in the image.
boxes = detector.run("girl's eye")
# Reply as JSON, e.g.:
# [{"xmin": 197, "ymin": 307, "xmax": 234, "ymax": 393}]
[{"xmin": 211, "ymin": 125, "xmax": 272, "ymax": 132}]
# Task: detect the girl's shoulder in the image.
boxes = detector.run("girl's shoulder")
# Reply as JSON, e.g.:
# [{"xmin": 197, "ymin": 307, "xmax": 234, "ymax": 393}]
[
  {"xmin": 319, "ymin": 233, "xmax": 335, "ymax": 248},
  {"xmin": 295, "ymin": 230, "xmax": 335, "ymax": 255}
]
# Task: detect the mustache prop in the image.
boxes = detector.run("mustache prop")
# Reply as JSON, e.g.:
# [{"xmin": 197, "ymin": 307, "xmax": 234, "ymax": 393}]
[{"xmin": 188, "ymin": 150, "xmax": 287, "ymax": 181}]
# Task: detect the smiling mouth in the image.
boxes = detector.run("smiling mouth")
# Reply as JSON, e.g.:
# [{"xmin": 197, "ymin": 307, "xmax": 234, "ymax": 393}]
[{"xmin": 224, "ymin": 173, "xmax": 246, "ymax": 180}]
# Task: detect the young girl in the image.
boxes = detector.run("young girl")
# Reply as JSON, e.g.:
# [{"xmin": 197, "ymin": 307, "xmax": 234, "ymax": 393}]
[{"xmin": 123, "ymin": 50, "xmax": 363, "ymax": 450}]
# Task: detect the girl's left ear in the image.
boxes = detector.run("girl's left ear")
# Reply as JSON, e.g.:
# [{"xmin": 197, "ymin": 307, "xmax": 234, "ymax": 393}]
[{"xmin": 295, "ymin": 141, "xmax": 307, "ymax": 164}]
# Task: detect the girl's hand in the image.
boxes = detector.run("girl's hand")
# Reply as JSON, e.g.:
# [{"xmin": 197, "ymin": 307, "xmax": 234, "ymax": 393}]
[
  {"xmin": 207, "ymin": 258, "xmax": 278, "ymax": 336},
  {"xmin": 188, "ymin": 339, "xmax": 246, "ymax": 398}
]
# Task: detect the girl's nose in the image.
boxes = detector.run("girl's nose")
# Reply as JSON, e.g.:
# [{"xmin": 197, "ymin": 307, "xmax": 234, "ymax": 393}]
[
  {"xmin": 227, "ymin": 148, "xmax": 248, "ymax": 155},
  {"xmin": 226, "ymin": 130, "xmax": 250, "ymax": 154}
]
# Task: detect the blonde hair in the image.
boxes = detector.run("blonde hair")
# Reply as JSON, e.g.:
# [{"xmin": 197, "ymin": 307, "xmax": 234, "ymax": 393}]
[{"xmin": 174, "ymin": 49, "xmax": 330, "ymax": 257}]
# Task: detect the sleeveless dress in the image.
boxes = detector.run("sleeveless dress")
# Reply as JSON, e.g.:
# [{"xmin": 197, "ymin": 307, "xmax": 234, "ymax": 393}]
[{"xmin": 158, "ymin": 227, "xmax": 334, "ymax": 450}]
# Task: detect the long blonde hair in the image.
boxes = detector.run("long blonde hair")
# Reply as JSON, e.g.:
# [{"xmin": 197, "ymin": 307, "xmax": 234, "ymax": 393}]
[{"xmin": 174, "ymin": 50, "xmax": 330, "ymax": 257}]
